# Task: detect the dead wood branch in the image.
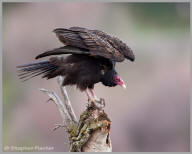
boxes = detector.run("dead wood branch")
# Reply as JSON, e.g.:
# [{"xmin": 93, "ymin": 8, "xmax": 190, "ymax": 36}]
[
  {"xmin": 57, "ymin": 76, "xmax": 78, "ymax": 124},
  {"xmin": 40, "ymin": 76, "xmax": 112, "ymax": 152}
]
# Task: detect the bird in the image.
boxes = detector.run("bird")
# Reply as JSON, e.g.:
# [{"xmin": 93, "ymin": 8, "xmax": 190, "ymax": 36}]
[{"xmin": 17, "ymin": 27, "xmax": 135, "ymax": 103}]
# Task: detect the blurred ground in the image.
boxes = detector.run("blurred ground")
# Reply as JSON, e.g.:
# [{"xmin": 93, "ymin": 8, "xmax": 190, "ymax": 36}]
[{"xmin": 2, "ymin": 2, "xmax": 190, "ymax": 152}]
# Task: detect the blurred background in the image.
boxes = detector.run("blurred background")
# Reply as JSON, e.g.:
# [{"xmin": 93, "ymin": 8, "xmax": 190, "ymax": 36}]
[{"xmin": 3, "ymin": 2, "xmax": 190, "ymax": 152}]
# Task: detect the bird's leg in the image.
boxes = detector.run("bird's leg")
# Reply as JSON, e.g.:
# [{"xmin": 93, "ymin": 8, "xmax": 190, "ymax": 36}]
[
  {"xmin": 89, "ymin": 89, "xmax": 105, "ymax": 108},
  {"xmin": 85, "ymin": 89, "xmax": 94, "ymax": 102},
  {"xmin": 89, "ymin": 89, "xmax": 99, "ymax": 101}
]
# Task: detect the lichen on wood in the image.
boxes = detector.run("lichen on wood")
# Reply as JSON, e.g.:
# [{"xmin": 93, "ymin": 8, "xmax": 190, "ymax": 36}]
[
  {"xmin": 68, "ymin": 102, "xmax": 111, "ymax": 152},
  {"xmin": 40, "ymin": 76, "xmax": 112, "ymax": 152}
]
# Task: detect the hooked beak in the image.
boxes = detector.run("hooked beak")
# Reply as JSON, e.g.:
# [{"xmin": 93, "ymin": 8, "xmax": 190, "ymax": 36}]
[
  {"xmin": 121, "ymin": 83, "xmax": 127, "ymax": 89},
  {"xmin": 114, "ymin": 75, "xmax": 127, "ymax": 89}
]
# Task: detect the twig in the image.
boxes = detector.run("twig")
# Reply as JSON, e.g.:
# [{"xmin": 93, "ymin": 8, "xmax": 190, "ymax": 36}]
[
  {"xmin": 57, "ymin": 76, "xmax": 78, "ymax": 124},
  {"xmin": 52, "ymin": 123, "xmax": 67, "ymax": 131},
  {"xmin": 39, "ymin": 88, "xmax": 71, "ymax": 126}
]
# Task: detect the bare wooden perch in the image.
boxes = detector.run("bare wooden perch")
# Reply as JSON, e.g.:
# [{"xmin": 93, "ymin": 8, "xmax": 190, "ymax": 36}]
[{"xmin": 40, "ymin": 76, "xmax": 112, "ymax": 152}]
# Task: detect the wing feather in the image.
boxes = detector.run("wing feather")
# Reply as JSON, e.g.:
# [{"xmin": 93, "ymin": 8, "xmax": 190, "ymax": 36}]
[
  {"xmin": 53, "ymin": 27, "xmax": 134, "ymax": 62},
  {"xmin": 35, "ymin": 46, "xmax": 89, "ymax": 59},
  {"xmin": 92, "ymin": 29, "xmax": 135, "ymax": 61},
  {"xmin": 53, "ymin": 28, "xmax": 87, "ymax": 49},
  {"xmin": 78, "ymin": 29, "xmax": 125, "ymax": 62}
]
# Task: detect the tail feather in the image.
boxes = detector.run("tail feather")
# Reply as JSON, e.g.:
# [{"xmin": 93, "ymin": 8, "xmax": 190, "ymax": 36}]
[
  {"xmin": 17, "ymin": 60, "xmax": 58, "ymax": 81},
  {"xmin": 18, "ymin": 63, "xmax": 55, "ymax": 73},
  {"xmin": 18, "ymin": 66, "xmax": 55, "ymax": 79},
  {"xmin": 18, "ymin": 65, "xmax": 55, "ymax": 76},
  {"xmin": 20, "ymin": 67, "xmax": 56, "ymax": 82},
  {"xmin": 17, "ymin": 60, "xmax": 49, "ymax": 68}
]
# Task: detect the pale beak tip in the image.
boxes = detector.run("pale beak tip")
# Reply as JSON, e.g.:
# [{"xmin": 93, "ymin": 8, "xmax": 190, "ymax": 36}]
[{"xmin": 122, "ymin": 84, "xmax": 127, "ymax": 89}]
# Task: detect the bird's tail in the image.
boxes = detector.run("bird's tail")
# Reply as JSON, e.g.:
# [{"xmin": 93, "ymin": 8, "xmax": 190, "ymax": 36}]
[{"xmin": 17, "ymin": 60, "xmax": 58, "ymax": 81}]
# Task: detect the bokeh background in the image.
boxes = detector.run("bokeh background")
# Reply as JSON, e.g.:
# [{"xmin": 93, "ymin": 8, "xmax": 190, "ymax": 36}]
[{"xmin": 3, "ymin": 2, "xmax": 190, "ymax": 152}]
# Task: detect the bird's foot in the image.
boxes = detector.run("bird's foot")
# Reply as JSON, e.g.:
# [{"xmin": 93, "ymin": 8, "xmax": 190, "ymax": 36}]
[
  {"xmin": 95, "ymin": 98, "xmax": 105, "ymax": 108},
  {"xmin": 88, "ymin": 97, "xmax": 105, "ymax": 109},
  {"xmin": 85, "ymin": 89, "xmax": 105, "ymax": 108}
]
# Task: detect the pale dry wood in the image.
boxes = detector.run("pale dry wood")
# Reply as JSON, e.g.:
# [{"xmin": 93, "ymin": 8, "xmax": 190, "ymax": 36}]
[
  {"xmin": 82, "ymin": 129, "xmax": 112, "ymax": 152},
  {"xmin": 57, "ymin": 76, "xmax": 77, "ymax": 124},
  {"xmin": 39, "ymin": 77, "xmax": 112, "ymax": 152},
  {"xmin": 39, "ymin": 88, "xmax": 72, "ymax": 127}
]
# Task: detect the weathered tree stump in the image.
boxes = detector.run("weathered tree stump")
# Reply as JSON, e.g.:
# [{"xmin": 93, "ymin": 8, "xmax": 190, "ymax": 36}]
[{"xmin": 40, "ymin": 76, "xmax": 112, "ymax": 152}]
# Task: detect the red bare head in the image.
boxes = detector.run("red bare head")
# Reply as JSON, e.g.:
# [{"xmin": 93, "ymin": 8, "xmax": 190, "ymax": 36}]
[{"xmin": 113, "ymin": 75, "xmax": 126, "ymax": 89}]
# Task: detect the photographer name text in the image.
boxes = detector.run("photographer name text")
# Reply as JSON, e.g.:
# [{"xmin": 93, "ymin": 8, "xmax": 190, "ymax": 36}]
[{"xmin": 4, "ymin": 145, "xmax": 54, "ymax": 151}]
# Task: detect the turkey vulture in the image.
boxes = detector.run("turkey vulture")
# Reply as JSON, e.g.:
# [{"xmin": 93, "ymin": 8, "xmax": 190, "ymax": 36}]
[{"xmin": 17, "ymin": 27, "xmax": 135, "ymax": 102}]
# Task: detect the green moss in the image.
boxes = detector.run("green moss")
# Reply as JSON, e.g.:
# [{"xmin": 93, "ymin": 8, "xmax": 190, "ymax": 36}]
[{"xmin": 68, "ymin": 102, "xmax": 111, "ymax": 152}]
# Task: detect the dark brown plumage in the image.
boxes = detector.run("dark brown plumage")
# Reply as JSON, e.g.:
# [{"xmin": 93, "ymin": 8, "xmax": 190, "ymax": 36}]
[
  {"xmin": 36, "ymin": 27, "xmax": 135, "ymax": 62},
  {"xmin": 17, "ymin": 27, "xmax": 135, "ymax": 99}
]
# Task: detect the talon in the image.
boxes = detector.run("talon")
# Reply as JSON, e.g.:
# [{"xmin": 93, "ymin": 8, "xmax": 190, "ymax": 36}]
[
  {"xmin": 46, "ymin": 98, "xmax": 53, "ymax": 103},
  {"xmin": 87, "ymin": 97, "xmax": 91, "ymax": 102},
  {"xmin": 100, "ymin": 98, "xmax": 105, "ymax": 108},
  {"xmin": 85, "ymin": 89, "xmax": 105, "ymax": 108},
  {"xmin": 92, "ymin": 98, "xmax": 105, "ymax": 109}
]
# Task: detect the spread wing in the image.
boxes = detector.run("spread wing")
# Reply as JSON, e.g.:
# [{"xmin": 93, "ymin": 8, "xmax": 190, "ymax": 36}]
[
  {"xmin": 91, "ymin": 29, "xmax": 135, "ymax": 61},
  {"xmin": 53, "ymin": 28, "xmax": 88, "ymax": 49},
  {"xmin": 78, "ymin": 29, "xmax": 125, "ymax": 62},
  {"xmin": 35, "ymin": 46, "xmax": 89, "ymax": 59},
  {"xmin": 53, "ymin": 27, "xmax": 129, "ymax": 62}
]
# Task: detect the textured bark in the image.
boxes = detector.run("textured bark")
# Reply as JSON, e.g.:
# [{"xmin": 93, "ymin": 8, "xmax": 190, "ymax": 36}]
[{"xmin": 40, "ymin": 76, "xmax": 112, "ymax": 152}]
